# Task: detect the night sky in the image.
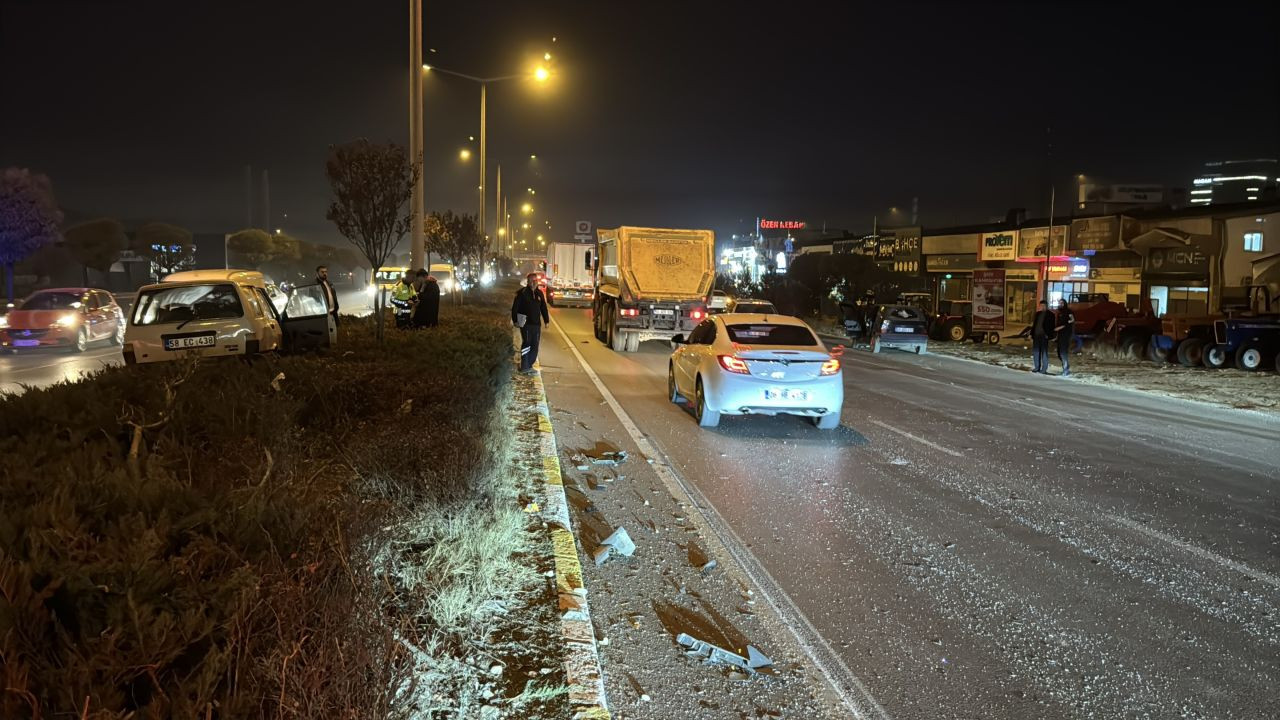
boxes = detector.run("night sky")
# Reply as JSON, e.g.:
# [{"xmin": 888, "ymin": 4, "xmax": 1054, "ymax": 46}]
[{"xmin": 2, "ymin": 0, "xmax": 1277, "ymax": 252}]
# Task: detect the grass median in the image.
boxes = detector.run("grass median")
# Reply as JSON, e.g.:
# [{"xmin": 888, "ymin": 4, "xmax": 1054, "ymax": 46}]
[{"xmin": 0, "ymin": 284, "xmax": 533, "ymax": 718}]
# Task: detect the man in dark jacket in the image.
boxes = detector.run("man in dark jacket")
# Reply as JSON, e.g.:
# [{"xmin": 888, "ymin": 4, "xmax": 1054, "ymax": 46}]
[
  {"xmin": 511, "ymin": 273, "xmax": 550, "ymax": 373},
  {"xmin": 1031, "ymin": 299, "xmax": 1055, "ymax": 374},
  {"xmin": 412, "ymin": 269, "xmax": 440, "ymax": 328},
  {"xmin": 1055, "ymin": 299, "xmax": 1075, "ymax": 376},
  {"xmin": 315, "ymin": 265, "xmax": 339, "ymax": 326}
]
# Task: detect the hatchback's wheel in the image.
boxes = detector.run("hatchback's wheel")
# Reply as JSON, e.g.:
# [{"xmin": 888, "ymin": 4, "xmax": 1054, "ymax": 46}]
[
  {"xmin": 110, "ymin": 321, "xmax": 125, "ymax": 346},
  {"xmin": 695, "ymin": 378, "xmax": 720, "ymax": 428},
  {"xmin": 813, "ymin": 410, "xmax": 841, "ymax": 430},
  {"xmin": 871, "ymin": 336, "xmax": 882, "ymax": 353},
  {"xmin": 1235, "ymin": 342, "xmax": 1266, "ymax": 372},
  {"xmin": 946, "ymin": 323, "xmax": 966, "ymax": 342},
  {"xmin": 1275, "ymin": 353, "xmax": 1280, "ymax": 373},
  {"xmin": 1176, "ymin": 338, "xmax": 1204, "ymax": 367},
  {"xmin": 71, "ymin": 327, "xmax": 87, "ymax": 353},
  {"xmin": 1202, "ymin": 344, "xmax": 1230, "ymax": 369},
  {"xmin": 668, "ymin": 365, "xmax": 683, "ymax": 403}
]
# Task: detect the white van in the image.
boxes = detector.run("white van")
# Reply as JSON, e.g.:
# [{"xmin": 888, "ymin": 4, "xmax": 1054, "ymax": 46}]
[{"xmin": 123, "ymin": 269, "xmax": 335, "ymax": 364}]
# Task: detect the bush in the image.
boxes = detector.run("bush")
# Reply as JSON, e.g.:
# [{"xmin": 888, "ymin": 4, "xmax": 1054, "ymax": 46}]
[{"xmin": 0, "ymin": 287, "xmax": 517, "ymax": 718}]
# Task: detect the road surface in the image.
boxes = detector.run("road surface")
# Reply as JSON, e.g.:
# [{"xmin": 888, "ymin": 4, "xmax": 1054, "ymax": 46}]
[
  {"xmin": 1, "ymin": 287, "xmax": 369, "ymax": 395},
  {"xmin": 540, "ymin": 306, "xmax": 1280, "ymax": 719}
]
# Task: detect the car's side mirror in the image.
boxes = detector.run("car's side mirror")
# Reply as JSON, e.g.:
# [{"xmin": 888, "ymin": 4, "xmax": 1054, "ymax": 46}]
[{"xmin": 671, "ymin": 334, "xmax": 686, "ymax": 346}]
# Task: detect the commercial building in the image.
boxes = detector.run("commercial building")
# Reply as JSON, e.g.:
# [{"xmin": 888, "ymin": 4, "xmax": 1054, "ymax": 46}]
[{"xmin": 1189, "ymin": 159, "xmax": 1279, "ymax": 206}]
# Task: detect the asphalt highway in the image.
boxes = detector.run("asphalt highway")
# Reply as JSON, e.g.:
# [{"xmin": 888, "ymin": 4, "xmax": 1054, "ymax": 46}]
[{"xmin": 541, "ymin": 306, "xmax": 1280, "ymax": 719}]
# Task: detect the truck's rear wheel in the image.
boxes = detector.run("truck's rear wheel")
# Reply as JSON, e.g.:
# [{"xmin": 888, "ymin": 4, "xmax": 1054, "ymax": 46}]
[
  {"xmin": 625, "ymin": 332, "xmax": 640, "ymax": 352},
  {"xmin": 1235, "ymin": 342, "xmax": 1267, "ymax": 372},
  {"xmin": 610, "ymin": 319, "xmax": 627, "ymax": 352},
  {"xmin": 1176, "ymin": 338, "xmax": 1204, "ymax": 368}
]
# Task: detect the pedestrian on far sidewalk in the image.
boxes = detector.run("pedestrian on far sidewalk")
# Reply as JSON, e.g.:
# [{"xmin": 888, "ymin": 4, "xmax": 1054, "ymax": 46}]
[
  {"xmin": 1055, "ymin": 298, "xmax": 1075, "ymax": 376},
  {"xmin": 412, "ymin": 269, "xmax": 440, "ymax": 328},
  {"xmin": 511, "ymin": 273, "xmax": 550, "ymax": 373},
  {"xmin": 1031, "ymin": 299, "xmax": 1055, "ymax": 374}
]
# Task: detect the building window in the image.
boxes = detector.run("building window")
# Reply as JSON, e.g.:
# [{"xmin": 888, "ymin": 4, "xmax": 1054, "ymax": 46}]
[{"xmin": 1243, "ymin": 232, "xmax": 1263, "ymax": 252}]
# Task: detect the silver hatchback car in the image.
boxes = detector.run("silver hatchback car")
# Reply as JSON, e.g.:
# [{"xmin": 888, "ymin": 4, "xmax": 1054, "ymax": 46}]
[{"xmin": 668, "ymin": 313, "xmax": 843, "ymax": 429}]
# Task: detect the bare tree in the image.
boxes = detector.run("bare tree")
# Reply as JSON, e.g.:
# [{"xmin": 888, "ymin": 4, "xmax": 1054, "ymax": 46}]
[
  {"xmin": 0, "ymin": 167, "xmax": 62, "ymax": 302},
  {"xmin": 325, "ymin": 140, "xmax": 418, "ymax": 341}
]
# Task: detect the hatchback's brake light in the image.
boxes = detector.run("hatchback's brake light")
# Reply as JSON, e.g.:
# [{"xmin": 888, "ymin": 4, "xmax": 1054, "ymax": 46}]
[
  {"xmin": 718, "ymin": 355, "xmax": 750, "ymax": 374},
  {"xmin": 820, "ymin": 358, "xmax": 841, "ymax": 375}
]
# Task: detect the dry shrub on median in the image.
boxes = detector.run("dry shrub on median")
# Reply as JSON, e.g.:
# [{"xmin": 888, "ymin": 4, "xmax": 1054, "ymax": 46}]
[{"xmin": 0, "ymin": 290, "xmax": 520, "ymax": 719}]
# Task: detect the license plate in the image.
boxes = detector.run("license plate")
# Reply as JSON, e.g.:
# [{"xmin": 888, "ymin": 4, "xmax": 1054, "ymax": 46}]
[
  {"xmin": 894, "ymin": 326, "xmax": 914, "ymax": 333},
  {"xmin": 13, "ymin": 339, "xmax": 39, "ymax": 347},
  {"xmin": 165, "ymin": 335, "xmax": 216, "ymax": 350},
  {"xmin": 764, "ymin": 388, "xmax": 808, "ymax": 401},
  {"xmin": 653, "ymin": 309, "xmax": 674, "ymax": 316}
]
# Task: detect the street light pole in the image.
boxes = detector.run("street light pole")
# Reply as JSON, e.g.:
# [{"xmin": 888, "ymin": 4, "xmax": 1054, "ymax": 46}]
[
  {"xmin": 494, "ymin": 164, "xmax": 501, "ymax": 256},
  {"xmin": 479, "ymin": 82, "xmax": 487, "ymax": 255},
  {"xmin": 408, "ymin": 0, "xmax": 425, "ymax": 271}
]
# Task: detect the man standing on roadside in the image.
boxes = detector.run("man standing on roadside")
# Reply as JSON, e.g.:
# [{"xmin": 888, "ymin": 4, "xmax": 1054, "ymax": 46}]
[
  {"xmin": 511, "ymin": 273, "xmax": 550, "ymax": 373},
  {"xmin": 1055, "ymin": 298, "xmax": 1076, "ymax": 376},
  {"xmin": 1031, "ymin": 299, "xmax": 1055, "ymax": 374},
  {"xmin": 315, "ymin": 265, "xmax": 339, "ymax": 326}
]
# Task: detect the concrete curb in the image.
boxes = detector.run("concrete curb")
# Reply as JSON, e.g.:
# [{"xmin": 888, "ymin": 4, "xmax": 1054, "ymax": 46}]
[{"xmin": 528, "ymin": 372, "xmax": 611, "ymax": 720}]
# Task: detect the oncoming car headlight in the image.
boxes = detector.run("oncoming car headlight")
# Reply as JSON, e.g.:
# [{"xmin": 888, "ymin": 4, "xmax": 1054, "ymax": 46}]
[{"xmin": 57, "ymin": 313, "xmax": 79, "ymax": 328}]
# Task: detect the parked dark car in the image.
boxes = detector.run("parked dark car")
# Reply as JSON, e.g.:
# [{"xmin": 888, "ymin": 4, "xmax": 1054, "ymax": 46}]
[{"xmin": 870, "ymin": 304, "xmax": 929, "ymax": 354}]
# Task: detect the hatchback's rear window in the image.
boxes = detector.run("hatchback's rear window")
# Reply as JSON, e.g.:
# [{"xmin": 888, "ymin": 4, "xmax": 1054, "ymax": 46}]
[
  {"xmin": 132, "ymin": 283, "xmax": 244, "ymax": 325},
  {"xmin": 724, "ymin": 323, "xmax": 818, "ymax": 346}
]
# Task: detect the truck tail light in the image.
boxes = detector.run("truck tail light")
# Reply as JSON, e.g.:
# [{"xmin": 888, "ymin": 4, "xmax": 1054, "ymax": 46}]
[
  {"xmin": 690, "ymin": 308, "xmax": 706, "ymax": 321},
  {"xmin": 820, "ymin": 358, "xmax": 841, "ymax": 375},
  {"xmin": 717, "ymin": 355, "xmax": 750, "ymax": 374},
  {"xmin": 621, "ymin": 308, "xmax": 639, "ymax": 317}
]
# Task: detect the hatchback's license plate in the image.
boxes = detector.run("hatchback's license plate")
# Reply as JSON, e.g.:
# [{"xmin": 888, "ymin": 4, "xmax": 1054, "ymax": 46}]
[
  {"xmin": 13, "ymin": 339, "xmax": 39, "ymax": 347},
  {"xmin": 653, "ymin": 309, "xmax": 674, "ymax": 316},
  {"xmin": 764, "ymin": 388, "xmax": 808, "ymax": 401},
  {"xmin": 894, "ymin": 326, "xmax": 914, "ymax": 333},
  {"xmin": 165, "ymin": 335, "xmax": 216, "ymax": 350}
]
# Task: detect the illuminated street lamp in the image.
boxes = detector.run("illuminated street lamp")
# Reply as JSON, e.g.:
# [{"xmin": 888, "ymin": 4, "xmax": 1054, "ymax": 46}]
[
  {"xmin": 459, "ymin": 148, "xmax": 471, "ymax": 160},
  {"xmin": 522, "ymin": 202, "xmax": 533, "ymax": 214},
  {"xmin": 424, "ymin": 55, "xmax": 554, "ymax": 254}
]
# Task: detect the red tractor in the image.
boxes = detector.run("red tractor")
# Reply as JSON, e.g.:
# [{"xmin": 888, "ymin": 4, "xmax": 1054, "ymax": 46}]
[{"xmin": 1069, "ymin": 293, "xmax": 1159, "ymax": 359}]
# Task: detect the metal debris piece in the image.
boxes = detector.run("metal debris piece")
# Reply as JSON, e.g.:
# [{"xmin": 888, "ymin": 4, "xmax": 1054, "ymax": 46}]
[
  {"xmin": 600, "ymin": 527, "xmax": 635, "ymax": 556},
  {"xmin": 676, "ymin": 633, "xmax": 773, "ymax": 673},
  {"xmin": 592, "ymin": 545, "xmax": 613, "ymax": 565}
]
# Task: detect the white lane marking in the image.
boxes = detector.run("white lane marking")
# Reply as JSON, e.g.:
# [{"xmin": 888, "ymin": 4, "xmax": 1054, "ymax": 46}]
[
  {"xmin": 1, "ymin": 351, "xmax": 120, "ymax": 375},
  {"xmin": 869, "ymin": 420, "xmax": 964, "ymax": 458},
  {"xmin": 1109, "ymin": 514, "xmax": 1280, "ymax": 591},
  {"xmin": 550, "ymin": 317, "xmax": 890, "ymax": 720}
]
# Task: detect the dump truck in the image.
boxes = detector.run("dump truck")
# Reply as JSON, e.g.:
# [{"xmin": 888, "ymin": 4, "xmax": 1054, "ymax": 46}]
[
  {"xmin": 589, "ymin": 226, "xmax": 716, "ymax": 352},
  {"xmin": 545, "ymin": 241, "xmax": 595, "ymax": 307}
]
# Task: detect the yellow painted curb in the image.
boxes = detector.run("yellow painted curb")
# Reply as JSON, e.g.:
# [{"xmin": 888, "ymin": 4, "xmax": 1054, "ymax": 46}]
[{"xmin": 528, "ymin": 372, "xmax": 610, "ymax": 719}]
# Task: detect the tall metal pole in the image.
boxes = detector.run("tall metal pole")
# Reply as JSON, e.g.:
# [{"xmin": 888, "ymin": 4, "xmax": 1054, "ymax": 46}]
[
  {"xmin": 494, "ymin": 163, "xmax": 501, "ymax": 256},
  {"xmin": 1043, "ymin": 185, "xmax": 1055, "ymax": 301},
  {"xmin": 409, "ymin": 0, "xmax": 425, "ymax": 271},
  {"xmin": 479, "ymin": 83, "xmax": 487, "ymax": 256},
  {"xmin": 262, "ymin": 169, "xmax": 270, "ymax": 231}
]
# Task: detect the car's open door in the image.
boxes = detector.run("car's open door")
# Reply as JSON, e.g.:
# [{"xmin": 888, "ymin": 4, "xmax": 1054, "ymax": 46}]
[{"xmin": 280, "ymin": 283, "xmax": 336, "ymax": 351}]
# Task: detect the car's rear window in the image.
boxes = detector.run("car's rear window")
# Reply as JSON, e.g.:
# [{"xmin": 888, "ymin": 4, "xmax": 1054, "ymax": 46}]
[
  {"xmin": 883, "ymin": 306, "xmax": 925, "ymax": 321},
  {"xmin": 22, "ymin": 292, "xmax": 81, "ymax": 310},
  {"xmin": 132, "ymin": 283, "xmax": 244, "ymax": 325},
  {"xmin": 724, "ymin": 323, "xmax": 818, "ymax": 346},
  {"xmin": 734, "ymin": 303, "xmax": 775, "ymax": 313}
]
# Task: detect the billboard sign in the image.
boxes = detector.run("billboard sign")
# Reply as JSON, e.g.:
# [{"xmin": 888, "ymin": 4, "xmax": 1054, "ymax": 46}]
[
  {"xmin": 1017, "ymin": 225, "xmax": 1068, "ymax": 260},
  {"xmin": 980, "ymin": 230, "xmax": 1018, "ymax": 261},
  {"xmin": 972, "ymin": 269, "xmax": 1006, "ymax": 330}
]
